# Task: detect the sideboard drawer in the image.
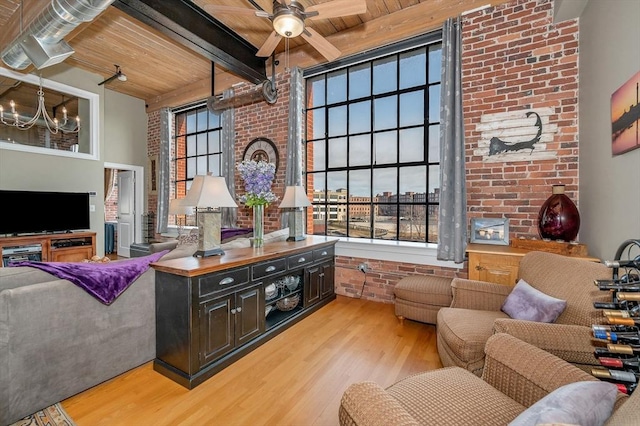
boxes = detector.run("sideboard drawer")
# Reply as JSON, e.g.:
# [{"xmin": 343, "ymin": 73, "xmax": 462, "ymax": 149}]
[
  {"xmin": 313, "ymin": 246, "xmax": 334, "ymax": 262},
  {"xmin": 287, "ymin": 251, "xmax": 313, "ymax": 269},
  {"xmin": 252, "ymin": 258, "xmax": 287, "ymax": 280},
  {"xmin": 198, "ymin": 267, "xmax": 250, "ymax": 298}
]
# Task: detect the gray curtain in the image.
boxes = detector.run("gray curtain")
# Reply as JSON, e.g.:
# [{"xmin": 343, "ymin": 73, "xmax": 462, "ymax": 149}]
[
  {"xmin": 221, "ymin": 88, "xmax": 237, "ymax": 228},
  {"xmin": 437, "ymin": 17, "xmax": 467, "ymax": 263},
  {"xmin": 156, "ymin": 107, "xmax": 172, "ymax": 234},
  {"xmin": 282, "ymin": 67, "xmax": 305, "ymax": 229}
]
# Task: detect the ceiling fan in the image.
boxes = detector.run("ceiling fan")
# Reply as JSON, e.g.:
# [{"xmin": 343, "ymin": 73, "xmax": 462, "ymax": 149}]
[{"xmin": 204, "ymin": 0, "xmax": 367, "ymax": 62}]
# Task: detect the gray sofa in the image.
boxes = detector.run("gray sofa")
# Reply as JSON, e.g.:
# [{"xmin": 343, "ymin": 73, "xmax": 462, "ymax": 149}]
[{"xmin": 0, "ymin": 243, "xmax": 196, "ymax": 425}]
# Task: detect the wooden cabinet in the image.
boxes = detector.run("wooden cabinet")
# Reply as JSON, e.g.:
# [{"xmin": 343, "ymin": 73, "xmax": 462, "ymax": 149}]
[
  {"xmin": 467, "ymin": 243, "xmax": 600, "ymax": 286},
  {"xmin": 152, "ymin": 237, "xmax": 337, "ymax": 389},
  {"xmin": 0, "ymin": 232, "xmax": 96, "ymax": 266}
]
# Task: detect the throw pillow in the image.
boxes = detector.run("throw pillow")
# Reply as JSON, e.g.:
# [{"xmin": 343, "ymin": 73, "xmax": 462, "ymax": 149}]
[
  {"xmin": 501, "ymin": 279, "xmax": 567, "ymax": 323},
  {"xmin": 508, "ymin": 381, "xmax": 618, "ymax": 426},
  {"xmin": 264, "ymin": 227, "xmax": 289, "ymax": 243}
]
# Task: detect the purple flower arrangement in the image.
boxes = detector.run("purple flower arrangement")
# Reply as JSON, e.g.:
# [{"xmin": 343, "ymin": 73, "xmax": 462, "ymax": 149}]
[{"xmin": 236, "ymin": 160, "xmax": 278, "ymax": 207}]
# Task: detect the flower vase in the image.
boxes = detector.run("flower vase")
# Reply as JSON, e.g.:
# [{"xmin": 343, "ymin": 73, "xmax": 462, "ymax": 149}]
[
  {"xmin": 253, "ymin": 204, "xmax": 265, "ymax": 248},
  {"xmin": 537, "ymin": 185, "xmax": 580, "ymax": 242}
]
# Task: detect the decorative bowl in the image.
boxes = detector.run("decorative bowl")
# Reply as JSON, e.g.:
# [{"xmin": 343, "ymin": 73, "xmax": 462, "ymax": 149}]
[
  {"xmin": 276, "ymin": 293, "xmax": 300, "ymax": 311},
  {"xmin": 284, "ymin": 276, "xmax": 299, "ymax": 291},
  {"xmin": 265, "ymin": 283, "xmax": 277, "ymax": 300},
  {"xmin": 265, "ymin": 304, "xmax": 274, "ymax": 317}
]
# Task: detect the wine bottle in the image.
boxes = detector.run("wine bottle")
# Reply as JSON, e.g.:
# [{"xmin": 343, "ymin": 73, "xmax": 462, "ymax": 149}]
[
  {"xmin": 607, "ymin": 343, "xmax": 640, "ymax": 355},
  {"xmin": 606, "ymin": 317, "xmax": 640, "ymax": 327},
  {"xmin": 617, "ymin": 293, "xmax": 640, "ymax": 302},
  {"xmin": 594, "ymin": 347, "xmax": 637, "ymax": 359},
  {"xmin": 599, "ymin": 356, "xmax": 640, "ymax": 369},
  {"xmin": 593, "ymin": 324, "xmax": 639, "ymax": 333},
  {"xmin": 597, "ymin": 283, "xmax": 640, "ymax": 291},
  {"xmin": 602, "ymin": 306, "xmax": 640, "ymax": 318},
  {"xmin": 594, "ymin": 300, "xmax": 637, "ymax": 309},
  {"xmin": 593, "ymin": 330, "xmax": 640, "ymax": 343},
  {"xmin": 615, "ymin": 382, "xmax": 637, "ymax": 395},
  {"xmin": 604, "ymin": 256, "xmax": 640, "ymax": 269},
  {"xmin": 591, "ymin": 368, "xmax": 638, "ymax": 383}
]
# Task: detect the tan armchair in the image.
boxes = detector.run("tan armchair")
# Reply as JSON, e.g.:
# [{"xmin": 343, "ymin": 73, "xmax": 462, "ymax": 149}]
[
  {"xmin": 339, "ymin": 333, "xmax": 635, "ymax": 426},
  {"xmin": 437, "ymin": 251, "xmax": 612, "ymax": 376}
]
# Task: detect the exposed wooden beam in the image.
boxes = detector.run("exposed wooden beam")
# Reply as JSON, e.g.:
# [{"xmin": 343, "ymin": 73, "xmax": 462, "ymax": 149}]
[
  {"xmin": 113, "ymin": 0, "xmax": 267, "ymax": 85},
  {"xmin": 145, "ymin": 0, "xmax": 508, "ymax": 111}
]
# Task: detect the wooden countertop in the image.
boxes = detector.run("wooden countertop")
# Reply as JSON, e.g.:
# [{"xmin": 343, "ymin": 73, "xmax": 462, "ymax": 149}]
[{"xmin": 151, "ymin": 236, "xmax": 338, "ymax": 277}]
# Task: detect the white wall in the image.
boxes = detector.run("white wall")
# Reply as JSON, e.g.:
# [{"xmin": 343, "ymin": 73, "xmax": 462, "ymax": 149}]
[
  {"xmin": 0, "ymin": 64, "xmax": 148, "ymax": 255},
  {"xmin": 578, "ymin": 0, "xmax": 640, "ymax": 260}
]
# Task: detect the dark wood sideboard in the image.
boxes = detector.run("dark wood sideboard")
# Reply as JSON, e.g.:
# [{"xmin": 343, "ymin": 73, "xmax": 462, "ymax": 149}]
[{"xmin": 151, "ymin": 236, "xmax": 338, "ymax": 389}]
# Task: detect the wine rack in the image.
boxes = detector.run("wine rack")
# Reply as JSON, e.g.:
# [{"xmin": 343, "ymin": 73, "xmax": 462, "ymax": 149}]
[{"xmin": 590, "ymin": 243, "xmax": 640, "ymax": 395}]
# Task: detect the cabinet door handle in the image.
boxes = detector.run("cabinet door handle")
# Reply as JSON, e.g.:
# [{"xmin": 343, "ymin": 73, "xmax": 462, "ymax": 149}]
[
  {"xmin": 236, "ymin": 307, "xmax": 242, "ymax": 313},
  {"xmin": 219, "ymin": 277, "xmax": 235, "ymax": 285},
  {"xmin": 320, "ymin": 251, "xmax": 327, "ymax": 256},
  {"xmin": 265, "ymin": 265, "xmax": 276, "ymax": 272},
  {"xmin": 231, "ymin": 308, "xmax": 237, "ymax": 314},
  {"xmin": 298, "ymin": 257, "xmax": 306, "ymax": 263},
  {"xmin": 475, "ymin": 265, "xmax": 485, "ymax": 271}
]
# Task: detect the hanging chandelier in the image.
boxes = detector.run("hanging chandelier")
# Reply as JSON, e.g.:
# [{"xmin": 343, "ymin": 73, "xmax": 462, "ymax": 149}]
[{"xmin": 0, "ymin": 77, "xmax": 80, "ymax": 134}]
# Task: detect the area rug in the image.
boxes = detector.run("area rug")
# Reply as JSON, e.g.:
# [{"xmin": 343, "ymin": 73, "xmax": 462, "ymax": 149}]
[{"xmin": 10, "ymin": 404, "xmax": 75, "ymax": 426}]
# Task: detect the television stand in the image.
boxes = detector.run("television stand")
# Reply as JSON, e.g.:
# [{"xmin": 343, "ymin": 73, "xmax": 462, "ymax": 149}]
[{"xmin": 0, "ymin": 232, "xmax": 96, "ymax": 266}]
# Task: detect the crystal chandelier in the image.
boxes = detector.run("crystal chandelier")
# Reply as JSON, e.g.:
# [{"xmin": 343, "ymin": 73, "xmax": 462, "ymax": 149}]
[{"xmin": 0, "ymin": 78, "xmax": 80, "ymax": 134}]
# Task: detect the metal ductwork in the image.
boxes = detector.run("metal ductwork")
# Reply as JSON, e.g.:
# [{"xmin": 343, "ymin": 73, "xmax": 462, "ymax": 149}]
[{"xmin": 2, "ymin": 0, "xmax": 115, "ymax": 70}]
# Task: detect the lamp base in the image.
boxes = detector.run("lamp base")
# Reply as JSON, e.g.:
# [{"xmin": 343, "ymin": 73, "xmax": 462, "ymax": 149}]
[
  {"xmin": 194, "ymin": 247, "xmax": 225, "ymax": 257},
  {"xmin": 287, "ymin": 235, "xmax": 306, "ymax": 242}
]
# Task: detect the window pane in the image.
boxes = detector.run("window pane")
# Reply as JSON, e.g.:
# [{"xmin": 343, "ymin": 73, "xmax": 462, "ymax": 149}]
[
  {"xmin": 176, "ymin": 158, "xmax": 186, "ymax": 181},
  {"xmin": 349, "ymin": 100, "xmax": 371, "ymax": 134},
  {"xmin": 328, "ymin": 105, "xmax": 347, "ymax": 137},
  {"xmin": 428, "ymin": 124, "xmax": 440, "ymax": 162},
  {"xmin": 400, "ymin": 49, "xmax": 426, "ymax": 89},
  {"xmin": 428, "ymin": 45, "xmax": 442, "ymax": 84},
  {"xmin": 197, "ymin": 133, "xmax": 207, "ymax": 155},
  {"xmin": 327, "ymin": 171, "xmax": 347, "ymax": 193},
  {"xmin": 349, "ymin": 134, "xmax": 371, "ymax": 167},
  {"xmin": 328, "ymin": 137, "xmax": 347, "ymax": 168},
  {"xmin": 429, "ymin": 85, "xmax": 440, "ymax": 122},
  {"xmin": 374, "ymin": 96, "xmax": 397, "ymax": 131},
  {"xmin": 308, "ymin": 75, "xmax": 325, "ymax": 107},
  {"xmin": 373, "ymin": 56, "xmax": 397, "ymax": 94},
  {"xmin": 187, "ymin": 157, "xmax": 196, "ymax": 179},
  {"xmin": 185, "ymin": 110, "xmax": 196, "ymax": 133},
  {"xmin": 429, "ymin": 165, "xmax": 440, "ymax": 193},
  {"xmin": 349, "ymin": 63, "xmax": 371, "ymax": 99},
  {"xmin": 176, "ymin": 136, "xmax": 186, "ymax": 158},
  {"xmin": 400, "ymin": 205, "xmax": 427, "ymax": 242},
  {"xmin": 197, "ymin": 156, "xmax": 207, "ymax": 175},
  {"xmin": 400, "ymin": 90, "xmax": 424, "ymax": 127},
  {"xmin": 208, "ymin": 130, "xmax": 220, "ymax": 152},
  {"xmin": 400, "ymin": 166, "xmax": 426, "ymax": 194},
  {"xmin": 308, "ymin": 140, "xmax": 326, "ymax": 171},
  {"xmin": 374, "ymin": 209, "xmax": 397, "ymax": 240},
  {"xmin": 327, "ymin": 69, "xmax": 347, "ymax": 104},
  {"xmin": 208, "ymin": 154, "xmax": 221, "ymax": 176},
  {"xmin": 208, "ymin": 111, "xmax": 220, "ymax": 128},
  {"xmin": 308, "ymin": 108, "xmax": 325, "ymax": 139},
  {"xmin": 373, "ymin": 168, "xmax": 397, "ymax": 195},
  {"xmin": 399, "ymin": 127, "xmax": 424, "ymax": 163},
  {"xmin": 349, "ymin": 169, "xmax": 370, "ymax": 197},
  {"xmin": 196, "ymin": 109, "xmax": 208, "ymax": 132},
  {"xmin": 186, "ymin": 135, "xmax": 196, "ymax": 156},
  {"xmin": 374, "ymin": 131, "xmax": 397, "ymax": 164}
]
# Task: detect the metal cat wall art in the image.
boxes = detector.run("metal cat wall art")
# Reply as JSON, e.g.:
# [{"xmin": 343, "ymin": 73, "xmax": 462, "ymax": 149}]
[{"xmin": 488, "ymin": 111, "xmax": 542, "ymax": 156}]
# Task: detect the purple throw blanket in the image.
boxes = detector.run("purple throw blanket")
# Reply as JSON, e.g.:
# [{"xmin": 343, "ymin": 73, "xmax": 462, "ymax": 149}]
[{"xmin": 10, "ymin": 250, "xmax": 169, "ymax": 305}]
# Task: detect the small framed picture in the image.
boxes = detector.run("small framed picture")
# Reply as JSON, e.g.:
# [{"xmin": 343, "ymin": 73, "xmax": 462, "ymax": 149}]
[{"xmin": 470, "ymin": 218, "xmax": 510, "ymax": 245}]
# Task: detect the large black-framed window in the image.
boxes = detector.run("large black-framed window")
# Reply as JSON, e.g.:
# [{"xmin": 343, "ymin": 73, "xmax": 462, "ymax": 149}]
[
  {"xmin": 304, "ymin": 34, "xmax": 442, "ymax": 243},
  {"xmin": 173, "ymin": 103, "xmax": 222, "ymax": 199}
]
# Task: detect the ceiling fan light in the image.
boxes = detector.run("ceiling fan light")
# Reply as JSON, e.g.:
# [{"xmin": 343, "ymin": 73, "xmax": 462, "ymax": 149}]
[{"xmin": 273, "ymin": 13, "xmax": 304, "ymax": 38}]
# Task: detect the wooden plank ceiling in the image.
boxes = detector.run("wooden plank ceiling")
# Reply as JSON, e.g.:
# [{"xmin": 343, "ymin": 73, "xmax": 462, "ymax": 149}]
[{"xmin": 0, "ymin": 0, "xmax": 510, "ymax": 111}]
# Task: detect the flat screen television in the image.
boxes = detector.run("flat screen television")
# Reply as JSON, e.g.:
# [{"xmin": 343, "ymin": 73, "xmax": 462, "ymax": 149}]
[{"xmin": 0, "ymin": 190, "xmax": 90, "ymax": 236}]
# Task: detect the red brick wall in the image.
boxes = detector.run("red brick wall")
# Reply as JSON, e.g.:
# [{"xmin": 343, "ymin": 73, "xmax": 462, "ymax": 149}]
[{"xmin": 463, "ymin": 0, "xmax": 579, "ymax": 238}]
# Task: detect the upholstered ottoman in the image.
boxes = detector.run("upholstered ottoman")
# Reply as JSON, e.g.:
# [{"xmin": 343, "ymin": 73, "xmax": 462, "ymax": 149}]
[{"xmin": 393, "ymin": 275, "xmax": 453, "ymax": 325}]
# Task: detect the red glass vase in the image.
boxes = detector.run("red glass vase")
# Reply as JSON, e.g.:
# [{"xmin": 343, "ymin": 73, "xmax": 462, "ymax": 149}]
[{"xmin": 537, "ymin": 185, "xmax": 581, "ymax": 242}]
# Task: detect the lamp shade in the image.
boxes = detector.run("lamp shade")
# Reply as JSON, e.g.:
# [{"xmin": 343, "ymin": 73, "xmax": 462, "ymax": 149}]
[
  {"xmin": 183, "ymin": 175, "xmax": 237, "ymax": 208},
  {"xmin": 273, "ymin": 13, "xmax": 305, "ymax": 38},
  {"xmin": 279, "ymin": 186, "xmax": 312, "ymax": 208},
  {"xmin": 169, "ymin": 198, "xmax": 194, "ymax": 216}
]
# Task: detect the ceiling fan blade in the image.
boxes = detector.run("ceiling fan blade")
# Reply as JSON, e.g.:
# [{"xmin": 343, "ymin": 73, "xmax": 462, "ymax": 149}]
[
  {"xmin": 306, "ymin": 0, "xmax": 367, "ymax": 20},
  {"xmin": 203, "ymin": 4, "xmax": 262, "ymax": 16},
  {"xmin": 301, "ymin": 28, "xmax": 341, "ymax": 62},
  {"xmin": 256, "ymin": 31, "xmax": 282, "ymax": 57}
]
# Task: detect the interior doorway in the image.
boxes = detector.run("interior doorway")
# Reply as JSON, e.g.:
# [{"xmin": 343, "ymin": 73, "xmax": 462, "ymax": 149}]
[{"xmin": 104, "ymin": 162, "xmax": 144, "ymax": 258}]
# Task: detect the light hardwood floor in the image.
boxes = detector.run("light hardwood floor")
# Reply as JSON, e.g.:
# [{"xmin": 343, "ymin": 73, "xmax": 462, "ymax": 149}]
[{"xmin": 62, "ymin": 296, "xmax": 441, "ymax": 426}]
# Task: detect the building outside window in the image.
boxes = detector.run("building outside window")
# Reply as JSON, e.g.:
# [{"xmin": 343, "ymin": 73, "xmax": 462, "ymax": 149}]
[{"xmin": 305, "ymin": 36, "xmax": 442, "ymax": 243}]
